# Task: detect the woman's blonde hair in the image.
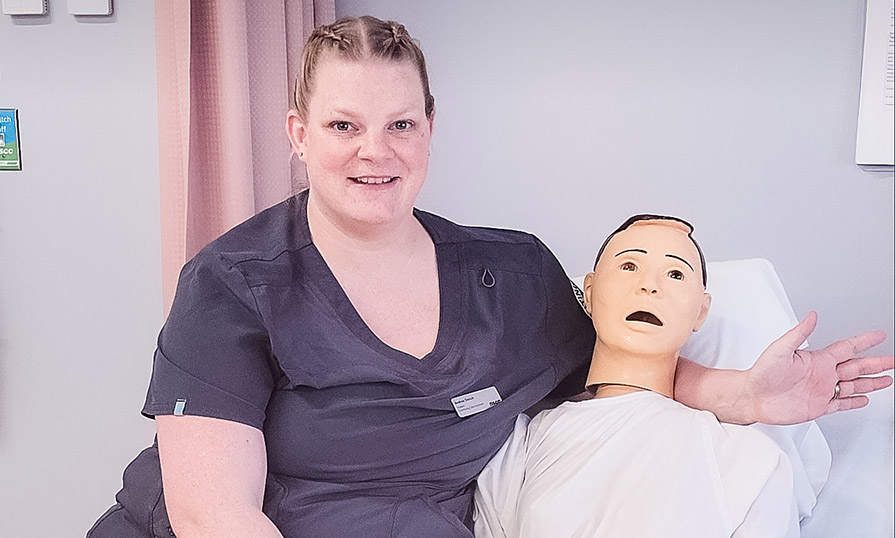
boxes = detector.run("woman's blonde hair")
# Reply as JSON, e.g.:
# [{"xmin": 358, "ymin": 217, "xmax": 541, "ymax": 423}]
[{"xmin": 294, "ymin": 16, "xmax": 435, "ymax": 120}]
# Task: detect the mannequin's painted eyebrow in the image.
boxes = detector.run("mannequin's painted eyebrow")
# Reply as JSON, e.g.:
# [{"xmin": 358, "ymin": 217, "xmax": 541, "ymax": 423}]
[
  {"xmin": 614, "ymin": 248, "xmax": 695, "ymax": 272},
  {"xmin": 666, "ymin": 254, "xmax": 694, "ymax": 272},
  {"xmin": 614, "ymin": 248, "xmax": 647, "ymax": 257}
]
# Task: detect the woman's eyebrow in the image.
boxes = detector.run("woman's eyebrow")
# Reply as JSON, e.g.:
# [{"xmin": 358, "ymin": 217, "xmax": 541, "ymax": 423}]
[
  {"xmin": 665, "ymin": 254, "xmax": 694, "ymax": 272},
  {"xmin": 614, "ymin": 248, "xmax": 647, "ymax": 257},
  {"xmin": 328, "ymin": 108, "xmax": 360, "ymax": 119}
]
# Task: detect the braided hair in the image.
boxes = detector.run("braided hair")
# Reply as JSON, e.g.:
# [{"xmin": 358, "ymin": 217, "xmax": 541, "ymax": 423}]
[{"xmin": 294, "ymin": 16, "xmax": 435, "ymax": 120}]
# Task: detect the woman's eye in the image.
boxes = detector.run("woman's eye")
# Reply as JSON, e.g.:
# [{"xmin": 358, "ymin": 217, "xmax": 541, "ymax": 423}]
[
  {"xmin": 668, "ymin": 270, "xmax": 684, "ymax": 280},
  {"xmin": 331, "ymin": 121, "xmax": 351, "ymax": 132},
  {"xmin": 392, "ymin": 120, "xmax": 413, "ymax": 131},
  {"xmin": 621, "ymin": 262, "xmax": 636, "ymax": 271}
]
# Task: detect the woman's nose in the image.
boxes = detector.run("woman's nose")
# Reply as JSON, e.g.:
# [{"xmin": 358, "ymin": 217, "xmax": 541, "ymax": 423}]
[{"xmin": 357, "ymin": 131, "xmax": 395, "ymax": 160}]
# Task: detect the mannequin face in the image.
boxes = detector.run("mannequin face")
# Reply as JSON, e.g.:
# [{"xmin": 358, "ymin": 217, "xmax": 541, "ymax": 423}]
[{"xmin": 584, "ymin": 220, "xmax": 711, "ymax": 357}]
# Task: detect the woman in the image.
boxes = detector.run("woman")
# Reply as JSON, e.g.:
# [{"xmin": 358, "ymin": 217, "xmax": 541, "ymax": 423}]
[{"xmin": 88, "ymin": 16, "xmax": 892, "ymax": 538}]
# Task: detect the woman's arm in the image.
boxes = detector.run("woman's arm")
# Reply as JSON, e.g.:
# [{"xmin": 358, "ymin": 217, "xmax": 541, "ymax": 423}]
[
  {"xmin": 675, "ymin": 312, "xmax": 893, "ymax": 425},
  {"xmin": 157, "ymin": 415, "xmax": 284, "ymax": 538},
  {"xmin": 674, "ymin": 359, "xmax": 753, "ymax": 423}
]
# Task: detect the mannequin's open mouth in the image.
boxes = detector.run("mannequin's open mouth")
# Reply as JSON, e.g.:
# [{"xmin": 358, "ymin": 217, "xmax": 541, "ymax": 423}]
[{"xmin": 625, "ymin": 311, "xmax": 663, "ymax": 326}]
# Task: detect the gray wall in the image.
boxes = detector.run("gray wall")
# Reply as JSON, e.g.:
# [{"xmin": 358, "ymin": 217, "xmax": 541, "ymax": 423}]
[
  {"xmin": 337, "ymin": 0, "xmax": 894, "ymax": 355},
  {"xmin": 0, "ymin": 1, "xmax": 891, "ymax": 537},
  {"xmin": 0, "ymin": 2, "xmax": 161, "ymax": 536}
]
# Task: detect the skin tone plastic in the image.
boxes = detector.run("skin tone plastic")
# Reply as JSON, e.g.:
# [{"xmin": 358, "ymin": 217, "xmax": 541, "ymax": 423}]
[{"xmin": 582, "ymin": 218, "xmax": 711, "ymax": 399}]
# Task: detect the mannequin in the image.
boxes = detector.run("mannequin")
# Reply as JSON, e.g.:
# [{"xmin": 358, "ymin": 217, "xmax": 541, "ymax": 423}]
[
  {"xmin": 582, "ymin": 215, "xmax": 711, "ymax": 400},
  {"xmin": 473, "ymin": 215, "xmax": 798, "ymax": 538}
]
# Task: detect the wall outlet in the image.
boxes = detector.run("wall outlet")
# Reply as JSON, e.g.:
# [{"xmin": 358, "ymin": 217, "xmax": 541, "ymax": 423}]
[
  {"xmin": 2, "ymin": 0, "xmax": 48, "ymax": 15},
  {"xmin": 67, "ymin": 0, "xmax": 111, "ymax": 16}
]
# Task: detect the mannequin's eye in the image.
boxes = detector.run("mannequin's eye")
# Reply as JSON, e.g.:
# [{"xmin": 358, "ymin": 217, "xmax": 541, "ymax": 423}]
[
  {"xmin": 668, "ymin": 270, "xmax": 684, "ymax": 280},
  {"xmin": 621, "ymin": 262, "xmax": 636, "ymax": 271}
]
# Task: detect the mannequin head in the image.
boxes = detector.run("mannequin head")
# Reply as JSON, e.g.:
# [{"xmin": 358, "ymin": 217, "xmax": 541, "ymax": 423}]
[
  {"xmin": 582, "ymin": 215, "xmax": 711, "ymax": 395},
  {"xmin": 593, "ymin": 215, "xmax": 706, "ymax": 286}
]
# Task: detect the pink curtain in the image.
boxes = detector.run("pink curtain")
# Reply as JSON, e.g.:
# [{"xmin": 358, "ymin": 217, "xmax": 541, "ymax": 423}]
[{"xmin": 155, "ymin": 0, "xmax": 335, "ymax": 314}]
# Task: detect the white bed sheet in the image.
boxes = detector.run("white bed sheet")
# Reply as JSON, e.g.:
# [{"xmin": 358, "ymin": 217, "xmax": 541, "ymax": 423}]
[{"xmin": 800, "ymin": 391, "xmax": 894, "ymax": 538}]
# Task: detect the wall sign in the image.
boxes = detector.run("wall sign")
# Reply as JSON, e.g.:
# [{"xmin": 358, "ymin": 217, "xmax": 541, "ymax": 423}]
[
  {"xmin": 0, "ymin": 108, "xmax": 21, "ymax": 171},
  {"xmin": 855, "ymin": 0, "xmax": 895, "ymax": 169}
]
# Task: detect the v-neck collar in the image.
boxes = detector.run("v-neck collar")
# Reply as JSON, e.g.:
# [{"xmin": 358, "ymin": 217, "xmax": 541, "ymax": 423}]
[{"xmin": 296, "ymin": 192, "xmax": 463, "ymax": 371}]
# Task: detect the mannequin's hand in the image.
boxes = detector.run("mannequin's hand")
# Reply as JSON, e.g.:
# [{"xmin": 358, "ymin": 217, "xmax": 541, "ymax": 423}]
[{"xmin": 745, "ymin": 312, "xmax": 893, "ymax": 425}]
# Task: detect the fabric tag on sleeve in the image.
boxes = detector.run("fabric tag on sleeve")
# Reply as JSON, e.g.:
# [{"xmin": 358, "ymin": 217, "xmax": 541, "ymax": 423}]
[
  {"xmin": 451, "ymin": 386, "xmax": 502, "ymax": 418},
  {"xmin": 173, "ymin": 399, "xmax": 186, "ymax": 416}
]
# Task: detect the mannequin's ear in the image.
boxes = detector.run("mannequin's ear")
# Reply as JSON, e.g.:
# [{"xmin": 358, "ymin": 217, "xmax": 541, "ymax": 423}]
[
  {"xmin": 692, "ymin": 293, "xmax": 712, "ymax": 332},
  {"xmin": 285, "ymin": 109, "xmax": 308, "ymax": 162},
  {"xmin": 582, "ymin": 272, "xmax": 596, "ymax": 315}
]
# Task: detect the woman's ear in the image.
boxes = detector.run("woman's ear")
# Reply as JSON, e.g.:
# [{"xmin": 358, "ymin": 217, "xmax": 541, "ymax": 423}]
[
  {"xmin": 582, "ymin": 272, "xmax": 596, "ymax": 316},
  {"xmin": 692, "ymin": 293, "xmax": 712, "ymax": 332},
  {"xmin": 285, "ymin": 109, "xmax": 308, "ymax": 161}
]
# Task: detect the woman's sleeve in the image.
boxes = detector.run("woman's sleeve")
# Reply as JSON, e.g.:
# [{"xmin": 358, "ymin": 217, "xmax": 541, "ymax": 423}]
[
  {"xmin": 534, "ymin": 237, "xmax": 595, "ymax": 398},
  {"xmin": 141, "ymin": 251, "xmax": 277, "ymax": 430}
]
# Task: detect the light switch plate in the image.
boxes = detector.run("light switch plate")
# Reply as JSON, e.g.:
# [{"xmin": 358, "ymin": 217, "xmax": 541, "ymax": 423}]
[
  {"xmin": 67, "ymin": 0, "xmax": 112, "ymax": 16},
  {"xmin": 2, "ymin": 0, "xmax": 48, "ymax": 15}
]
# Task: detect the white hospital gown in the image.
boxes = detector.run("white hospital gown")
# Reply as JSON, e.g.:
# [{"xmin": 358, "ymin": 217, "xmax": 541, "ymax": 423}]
[{"xmin": 474, "ymin": 392, "xmax": 799, "ymax": 538}]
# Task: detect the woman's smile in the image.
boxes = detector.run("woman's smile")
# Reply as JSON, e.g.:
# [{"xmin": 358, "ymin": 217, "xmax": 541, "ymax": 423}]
[{"xmin": 348, "ymin": 175, "xmax": 400, "ymax": 185}]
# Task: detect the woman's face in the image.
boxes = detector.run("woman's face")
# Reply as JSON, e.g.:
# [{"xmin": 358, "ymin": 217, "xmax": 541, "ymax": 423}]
[{"xmin": 287, "ymin": 55, "xmax": 433, "ymax": 234}]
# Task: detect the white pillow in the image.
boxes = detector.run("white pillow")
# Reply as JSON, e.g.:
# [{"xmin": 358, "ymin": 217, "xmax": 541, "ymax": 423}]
[
  {"xmin": 681, "ymin": 258, "xmax": 806, "ymax": 368},
  {"xmin": 571, "ymin": 258, "xmax": 831, "ymax": 520}
]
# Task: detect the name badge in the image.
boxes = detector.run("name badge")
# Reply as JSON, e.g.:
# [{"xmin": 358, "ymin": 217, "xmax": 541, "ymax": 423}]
[{"xmin": 451, "ymin": 386, "xmax": 502, "ymax": 418}]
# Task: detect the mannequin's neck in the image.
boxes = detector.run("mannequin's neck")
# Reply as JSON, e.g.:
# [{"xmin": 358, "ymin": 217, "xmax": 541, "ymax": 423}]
[{"xmin": 585, "ymin": 340, "xmax": 678, "ymax": 399}]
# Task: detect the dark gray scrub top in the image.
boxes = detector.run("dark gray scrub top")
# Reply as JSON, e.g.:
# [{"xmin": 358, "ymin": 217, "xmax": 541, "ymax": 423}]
[{"xmin": 89, "ymin": 190, "xmax": 594, "ymax": 538}]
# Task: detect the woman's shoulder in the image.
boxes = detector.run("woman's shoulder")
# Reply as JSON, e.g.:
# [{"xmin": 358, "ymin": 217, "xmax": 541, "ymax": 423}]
[
  {"xmin": 416, "ymin": 210, "xmax": 555, "ymax": 277},
  {"xmin": 415, "ymin": 207, "xmax": 539, "ymax": 247},
  {"xmin": 196, "ymin": 192, "xmax": 312, "ymax": 266}
]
